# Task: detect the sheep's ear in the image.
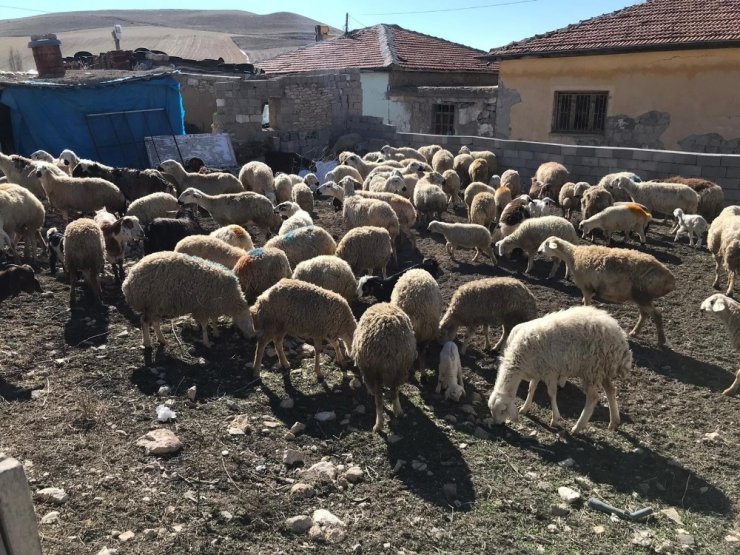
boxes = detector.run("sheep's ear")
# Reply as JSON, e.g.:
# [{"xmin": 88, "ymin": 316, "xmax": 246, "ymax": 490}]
[
  {"xmin": 548, "ymin": 240, "xmax": 557, "ymax": 249},
  {"xmin": 714, "ymin": 297, "xmax": 727, "ymax": 312}
]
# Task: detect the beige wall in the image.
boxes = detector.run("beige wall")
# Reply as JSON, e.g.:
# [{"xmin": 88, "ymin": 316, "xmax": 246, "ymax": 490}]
[{"xmin": 497, "ymin": 48, "xmax": 740, "ymax": 152}]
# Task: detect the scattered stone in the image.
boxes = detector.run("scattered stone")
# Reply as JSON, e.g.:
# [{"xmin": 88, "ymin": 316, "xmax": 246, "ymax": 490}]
[
  {"xmin": 41, "ymin": 511, "xmax": 60, "ymax": 525},
  {"xmin": 725, "ymin": 533, "xmax": 740, "ymax": 543},
  {"xmin": 97, "ymin": 548, "xmax": 118, "ymax": 555},
  {"xmin": 558, "ymin": 457, "xmax": 576, "ymax": 468},
  {"xmin": 219, "ymin": 511, "xmax": 233, "ymax": 522},
  {"xmin": 442, "ymin": 483, "xmax": 457, "ymax": 499},
  {"xmin": 676, "ymin": 529, "xmax": 695, "ymax": 549},
  {"xmin": 410, "ymin": 460, "xmax": 427, "ymax": 472},
  {"xmin": 550, "ymin": 503, "xmax": 570, "ymax": 517},
  {"xmin": 593, "ymin": 525, "xmax": 606, "ymax": 535},
  {"xmin": 186, "ymin": 386, "xmax": 197, "ymax": 401},
  {"xmin": 36, "ymin": 487, "xmax": 68, "ymax": 505},
  {"xmin": 631, "ymin": 529, "xmax": 654, "ymax": 547},
  {"xmin": 228, "ymin": 415, "xmax": 253, "ymax": 436},
  {"xmin": 290, "ymin": 483, "xmax": 315, "ymax": 498},
  {"xmin": 280, "ymin": 398, "xmax": 295, "ymax": 409},
  {"xmin": 660, "ymin": 507, "xmax": 683, "ymax": 525},
  {"xmin": 473, "ymin": 426, "xmax": 490, "ymax": 440},
  {"xmin": 157, "ymin": 386, "xmax": 171, "ymax": 397},
  {"xmin": 547, "ymin": 524, "xmax": 558, "ymax": 534},
  {"xmin": 574, "ymin": 476, "xmax": 593, "ymax": 490},
  {"xmin": 702, "ymin": 431, "xmax": 721, "ymax": 443},
  {"xmin": 558, "ymin": 486, "xmax": 581, "ymax": 504},
  {"xmin": 290, "ymin": 422, "xmax": 306, "ymax": 435},
  {"xmin": 172, "ymin": 524, "xmax": 184, "ymax": 533},
  {"xmin": 286, "ymin": 515, "xmax": 313, "ymax": 534},
  {"xmin": 443, "ymin": 414, "xmax": 457, "ymax": 424},
  {"xmin": 283, "ymin": 449, "xmax": 306, "ymax": 467},
  {"xmin": 460, "ymin": 404, "xmax": 476, "ymax": 415},
  {"xmin": 118, "ymin": 531, "xmax": 135, "ymax": 542},
  {"xmin": 459, "ymin": 443, "xmax": 468, "ymax": 450},
  {"xmin": 31, "ymin": 389, "xmax": 45, "ymax": 400},
  {"xmin": 142, "ymin": 528, "xmax": 158, "ymax": 539},
  {"xmin": 387, "ymin": 433, "xmax": 402, "ymax": 444},
  {"xmin": 344, "ymin": 466, "xmax": 364, "ymax": 483},
  {"xmin": 300, "ymin": 344, "xmax": 315, "ymax": 357},
  {"xmin": 136, "ymin": 429, "xmax": 182, "ymax": 456},
  {"xmin": 221, "ymin": 450, "xmax": 229, "ymax": 456},
  {"xmin": 315, "ymin": 411, "xmax": 336, "ymax": 422},
  {"xmin": 354, "ymin": 404, "xmax": 366, "ymax": 414},
  {"xmin": 156, "ymin": 405, "xmax": 176, "ymax": 422},
  {"xmin": 301, "ymin": 461, "xmax": 337, "ymax": 483}
]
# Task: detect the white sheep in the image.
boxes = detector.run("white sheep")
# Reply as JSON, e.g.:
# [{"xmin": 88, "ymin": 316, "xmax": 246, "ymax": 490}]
[
  {"xmin": 264, "ymin": 225, "xmax": 337, "ymax": 268},
  {"xmin": 579, "ymin": 203, "xmax": 652, "ymax": 245},
  {"xmin": 0, "ymin": 153, "xmax": 51, "ymax": 199},
  {"xmin": 0, "ymin": 183, "xmax": 46, "ymax": 261},
  {"xmin": 673, "ymin": 208, "xmax": 708, "ymax": 248},
  {"xmin": 488, "ymin": 305, "xmax": 632, "ymax": 434},
  {"xmin": 209, "ymin": 225, "xmax": 254, "ymax": 251},
  {"xmin": 177, "ymin": 188, "xmax": 277, "ymax": 237},
  {"xmin": 324, "ymin": 165, "xmax": 363, "ymax": 185},
  {"xmin": 441, "ymin": 169, "xmax": 462, "ymax": 207},
  {"xmin": 708, "ymin": 206, "xmax": 740, "ymax": 290},
  {"xmin": 380, "ymin": 145, "xmax": 426, "ymax": 162},
  {"xmin": 338, "ymin": 177, "xmax": 400, "ymax": 256},
  {"xmin": 436, "ymin": 341, "xmax": 465, "ymax": 402},
  {"xmin": 419, "ymin": 144, "xmax": 442, "ymax": 164},
  {"xmin": 64, "ymin": 218, "xmax": 106, "ymax": 306},
  {"xmin": 30, "ymin": 149, "xmax": 54, "ymax": 163},
  {"xmin": 700, "ymin": 294, "xmax": 740, "ymax": 395},
  {"xmin": 427, "ymin": 220, "xmax": 496, "ymax": 264},
  {"xmin": 174, "ymin": 235, "xmax": 247, "ymax": 269},
  {"xmin": 35, "ymin": 165, "xmax": 126, "ymax": 219},
  {"xmin": 126, "ymin": 192, "xmax": 179, "ymax": 224},
  {"xmin": 453, "ymin": 153, "xmax": 474, "ymax": 187},
  {"xmin": 123, "ymin": 251, "xmax": 254, "ymax": 348},
  {"xmin": 291, "ymin": 182, "xmax": 314, "ymax": 213},
  {"xmin": 527, "ymin": 197, "xmax": 559, "ymax": 218},
  {"xmin": 609, "ymin": 175, "xmax": 699, "ymax": 223},
  {"xmin": 355, "ymin": 190, "xmax": 417, "ymax": 248},
  {"xmin": 292, "ymin": 255, "xmax": 357, "ymax": 301},
  {"xmin": 470, "ymin": 191, "xmax": 497, "ymax": 228},
  {"xmin": 251, "ymin": 279, "xmax": 357, "ymax": 379},
  {"xmin": 538, "ymin": 237, "xmax": 676, "ymax": 346},
  {"xmin": 273, "ymin": 173, "xmax": 294, "ymax": 203},
  {"xmin": 159, "ymin": 159, "xmax": 244, "ymax": 196},
  {"xmin": 496, "ymin": 215, "xmax": 578, "ymax": 277},
  {"xmin": 500, "ymin": 169, "xmax": 521, "ymax": 197},
  {"xmin": 439, "ymin": 277, "xmax": 538, "ymax": 354},
  {"xmin": 233, "ymin": 247, "xmax": 292, "ymax": 303},
  {"xmin": 413, "ymin": 174, "xmax": 448, "ymax": 225},
  {"xmin": 464, "ymin": 181, "xmax": 496, "ymax": 220},
  {"xmin": 431, "ymin": 149, "xmax": 454, "ymax": 174},
  {"xmin": 275, "ymin": 201, "xmax": 313, "ymax": 235},
  {"xmin": 534, "ymin": 162, "xmax": 569, "ymax": 200},
  {"xmin": 336, "ymin": 226, "xmax": 393, "ymax": 278}
]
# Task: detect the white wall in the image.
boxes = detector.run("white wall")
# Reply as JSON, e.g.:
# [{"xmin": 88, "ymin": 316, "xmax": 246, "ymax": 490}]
[{"xmin": 360, "ymin": 71, "xmax": 411, "ymax": 132}]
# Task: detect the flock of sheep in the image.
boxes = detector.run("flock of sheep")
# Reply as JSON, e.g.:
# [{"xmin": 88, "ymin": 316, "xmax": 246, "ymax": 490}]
[{"xmin": 1, "ymin": 141, "xmax": 739, "ymax": 437}]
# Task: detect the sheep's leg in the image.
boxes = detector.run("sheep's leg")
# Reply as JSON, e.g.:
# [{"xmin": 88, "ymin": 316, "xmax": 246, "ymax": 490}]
[
  {"xmin": 472, "ymin": 247, "xmax": 481, "ymax": 262},
  {"xmin": 546, "ymin": 379, "xmax": 562, "ymax": 427},
  {"xmin": 524, "ymin": 255, "xmax": 534, "ymax": 274},
  {"xmin": 460, "ymin": 327, "xmax": 472, "ymax": 355},
  {"xmin": 382, "ymin": 264, "xmax": 388, "ymax": 279},
  {"xmin": 391, "ymin": 386, "xmax": 404, "ymax": 417},
  {"xmin": 446, "ymin": 242, "xmax": 457, "ymax": 261},
  {"xmin": 571, "ymin": 384, "xmax": 600, "ymax": 434},
  {"xmin": 252, "ymin": 337, "xmax": 270, "ymax": 377},
  {"xmin": 275, "ymin": 334, "xmax": 290, "ymax": 369},
  {"xmin": 198, "ymin": 318, "xmax": 212, "ymax": 348},
  {"xmin": 372, "ymin": 383, "xmax": 385, "ymax": 434},
  {"xmin": 722, "ymin": 369, "xmax": 740, "ymax": 396},
  {"xmin": 727, "ymin": 271, "xmax": 736, "ymax": 298},
  {"xmin": 492, "ymin": 324, "xmax": 509, "ymax": 351},
  {"xmin": 603, "ymin": 378, "xmax": 621, "ymax": 430},
  {"xmin": 651, "ymin": 306, "xmax": 667, "ymax": 347},
  {"xmin": 695, "ymin": 235, "xmax": 703, "ymax": 249},
  {"xmin": 547, "ymin": 259, "xmax": 560, "ymax": 279},
  {"xmin": 153, "ymin": 319, "xmax": 166, "ymax": 345},
  {"xmin": 435, "ymin": 376, "xmax": 443, "ymax": 394},
  {"xmin": 141, "ymin": 318, "xmax": 152, "ymax": 349},
  {"xmin": 313, "ymin": 336, "xmax": 325, "ymax": 380},
  {"xmin": 638, "ymin": 227, "xmax": 647, "ymax": 245},
  {"xmin": 629, "ymin": 307, "xmax": 648, "ymax": 339},
  {"xmin": 519, "ymin": 379, "xmax": 538, "ymax": 415},
  {"xmin": 582, "ymin": 289, "xmax": 594, "ymax": 306},
  {"xmin": 713, "ymin": 255, "xmax": 722, "ymax": 289},
  {"xmin": 483, "ymin": 324, "xmax": 490, "ymax": 350},
  {"xmin": 485, "ymin": 245, "xmax": 497, "ymax": 264},
  {"xmin": 68, "ymin": 267, "xmax": 77, "ymax": 307}
]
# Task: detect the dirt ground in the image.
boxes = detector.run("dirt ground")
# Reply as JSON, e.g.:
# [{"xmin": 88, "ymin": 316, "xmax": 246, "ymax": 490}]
[{"xmin": 2, "ymin": 199, "xmax": 740, "ymax": 555}]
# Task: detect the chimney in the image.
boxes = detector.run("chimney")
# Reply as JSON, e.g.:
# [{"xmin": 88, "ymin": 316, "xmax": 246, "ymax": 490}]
[
  {"xmin": 314, "ymin": 25, "xmax": 329, "ymax": 42},
  {"xmin": 28, "ymin": 34, "xmax": 65, "ymax": 78}
]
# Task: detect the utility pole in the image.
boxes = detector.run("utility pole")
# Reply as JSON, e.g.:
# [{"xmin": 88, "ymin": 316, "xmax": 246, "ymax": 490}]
[{"xmin": 345, "ymin": 12, "xmax": 349, "ymax": 34}]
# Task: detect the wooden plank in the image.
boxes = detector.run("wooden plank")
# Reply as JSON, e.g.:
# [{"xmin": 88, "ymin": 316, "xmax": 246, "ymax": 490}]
[{"xmin": 145, "ymin": 133, "xmax": 238, "ymax": 169}]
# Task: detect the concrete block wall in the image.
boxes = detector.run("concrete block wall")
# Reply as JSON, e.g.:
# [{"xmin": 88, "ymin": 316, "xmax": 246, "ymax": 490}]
[{"xmin": 0, "ymin": 454, "xmax": 42, "ymax": 555}]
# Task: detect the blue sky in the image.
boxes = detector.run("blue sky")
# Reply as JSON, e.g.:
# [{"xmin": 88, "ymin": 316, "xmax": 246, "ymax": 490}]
[{"xmin": 0, "ymin": 0, "xmax": 641, "ymax": 51}]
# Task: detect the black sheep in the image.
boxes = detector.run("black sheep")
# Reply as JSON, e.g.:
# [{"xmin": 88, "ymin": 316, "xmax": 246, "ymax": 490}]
[
  {"xmin": 356, "ymin": 258, "xmax": 440, "ymax": 302},
  {"xmin": 143, "ymin": 208, "xmax": 205, "ymax": 254},
  {"xmin": 0, "ymin": 264, "xmax": 41, "ymax": 303}
]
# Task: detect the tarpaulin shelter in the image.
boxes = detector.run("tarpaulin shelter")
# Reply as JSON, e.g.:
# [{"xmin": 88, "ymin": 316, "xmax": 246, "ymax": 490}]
[{"xmin": 0, "ymin": 70, "xmax": 185, "ymax": 168}]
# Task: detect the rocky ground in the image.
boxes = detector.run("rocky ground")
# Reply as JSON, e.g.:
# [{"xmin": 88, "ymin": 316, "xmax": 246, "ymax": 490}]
[{"xmin": 1, "ymin": 200, "xmax": 739, "ymax": 554}]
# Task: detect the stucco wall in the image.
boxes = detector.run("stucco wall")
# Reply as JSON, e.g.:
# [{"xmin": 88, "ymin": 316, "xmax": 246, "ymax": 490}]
[
  {"xmin": 496, "ymin": 48, "xmax": 740, "ymax": 153},
  {"xmin": 360, "ymin": 72, "xmax": 412, "ymax": 132}
]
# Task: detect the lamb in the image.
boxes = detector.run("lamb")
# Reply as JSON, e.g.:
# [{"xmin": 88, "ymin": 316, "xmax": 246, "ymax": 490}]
[
  {"xmin": 126, "ymin": 192, "xmax": 179, "ymax": 224},
  {"xmin": 500, "ymin": 169, "xmax": 521, "ymax": 197},
  {"xmin": 210, "ymin": 225, "xmax": 254, "ymax": 251},
  {"xmin": 275, "ymin": 201, "xmax": 313, "ymax": 235},
  {"xmin": 559, "ymin": 181, "xmax": 590, "ymax": 220},
  {"xmin": 441, "ymin": 169, "xmax": 462, "ymax": 207},
  {"xmin": 534, "ymin": 161, "xmax": 569, "ymax": 200},
  {"xmin": 35, "ymin": 165, "xmax": 126, "ymax": 219},
  {"xmin": 64, "ymin": 218, "xmax": 106, "ymax": 306},
  {"xmin": 708, "ymin": 206, "xmax": 740, "ymax": 291},
  {"xmin": 488, "ymin": 305, "xmax": 632, "ymax": 434},
  {"xmin": 663, "ymin": 176, "xmax": 724, "ymax": 221},
  {"xmin": 463, "ymin": 181, "xmax": 496, "ymax": 220},
  {"xmin": 527, "ymin": 197, "xmax": 559, "ymax": 218},
  {"xmin": 496, "ymin": 216, "xmax": 579, "ymax": 277},
  {"xmin": 367, "ymin": 173, "xmax": 405, "ymax": 194},
  {"xmin": 159, "ymin": 159, "xmax": 243, "ymax": 196},
  {"xmin": 700, "ymin": 294, "xmax": 740, "ymax": 395},
  {"xmin": 251, "ymin": 278, "xmax": 356, "ymax": 379},
  {"xmin": 414, "ymin": 177, "xmax": 448, "ymax": 226},
  {"xmin": 46, "ymin": 227, "xmax": 65, "ymax": 274},
  {"xmin": 336, "ymin": 226, "xmax": 393, "ymax": 278},
  {"xmin": 470, "ymin": 191, "xmax": 497, "ymax": 228},
  {"xmin": 427, "ymin": 221, "xmax": 496, "ymax": 264},
  {"xmin": 0, "ymin": 183, "xmax": 46, "ymax": 261},
  {"xmin": 264, "ymin": 225, "xmax": 337, "ymax": 269},
  {"xmin": 453, "ymin": 153, "xmax": 474, "ymax": 187},
  {"xmin": 499, "ymin": 195, "xmax": 532, "ymax": 237},
  {"xmin": 291, "ymin": 181, "xmax": 314, "ymax": 213},
  {"xmin": 177, "ymin": 188, "xmax": 277, "ymax": 237},
  {"xmin": 233, "ymin": 247, "xmax": 292, "ymax": 303},
  {"xmin": 468, "ymin": 158, "xmax": 489, "ymax": 184},
  {"xmin": 352, "ymin": 302, "xmax": 416, "ymax": 433},
  {"xmin": 292, "ymin": 255, "xmax": 357, "ymax": 301},
  {"xmin": 461, "ymin": 148, "xmax": 497, "ymax": 181},
  {"xmin": 431, "ymin": 149, "xmax": 454, "ymax": 174},
  {"xmin": 143, "ymin": 208, "xmax": 205, "ymax": 254},
  {"xmin": 73, "ymin": 163, "xmax": 174, "ymax": 202},
  {"xmin": 122, "ymin": 251, "xmax": 254, "ymax": 348},
  {"xmin": 439, "ymin": 277, "xmax": 538, "ymax": 354},
  {"xmin": 174, "ymin": 235, "xmax": 247, "ymax": 269},
  {"xmin": 380, "ymin": 145, "xmax": 426, "ymax": 162},
  {"xmin": 609, "ymin": 176, "xmax": 700, "ymax": 220},
  {"xmin": 0, "ymin": 264, "xmax": 41, "ymax": 303},
  {"xmin": 436, "ymin": 342, "xmax": 465, "ymax": 401},
  {"xmin": 419, "ymin": 144, "xmax": 442, "ymax": 165},
  {"xmin": 357, "ymin": 258, "xmax": 440, "ymax": 301},
  {"xmin": 598, "ymin": 172, "xmax": 640, "ymax": 203},
  {"xmin": 579, "ymin": 203, "xmax": 652, "ymax": 245},
  {"xmin": 341, "ymin": 153, "xmax": 390, "ymax": 179},
  {"xmin": 538, "ymin": 237, "xmax": 676, "ymax": 346},
  {"xmin": 94, "ymin": 208, "xmax": 144, "ymax": 281}
]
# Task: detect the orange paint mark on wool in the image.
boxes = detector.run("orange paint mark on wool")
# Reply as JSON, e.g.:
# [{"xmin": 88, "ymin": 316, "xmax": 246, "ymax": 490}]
[
  {"xmin": 230, "ymin": 225, "xmax": 247, "ymax": 238},
  {"xmin": 625, "ymin": 203, "xmax": 651, "ymax": 219}
]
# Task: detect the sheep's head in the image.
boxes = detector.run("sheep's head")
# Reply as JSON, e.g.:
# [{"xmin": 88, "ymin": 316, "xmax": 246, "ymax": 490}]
[
  {"xmin": 459, "ymin": 146, "xmax": 471, "ymax": 155},
  {"xmin": 385, "ymin": 175, "xmax": 405, "ymax": 194},
  {"xmin": 58, "ymin": 149, "xmax": 79, "ymax": 168},
  {"xmin": 425, "ymin": 171, "xmax": 445, "ymax": 186},
  {"xmin": 574, "ymin": 182, "xmax": 591, "ymax": 196},
  {"xmin": 234, "ymin": 309, "xmax": 256, "ymax": 339},
  {"xmin": 34, "ymin": 165, "xmax": 51, "ymax": 179},
  {"xmin": 275, "ymin": 201, "xmax": 301, "ymax": 220},
  {"xmin": 701, "ymin": 293, "xmax": 733, "ymax": 317},
  {"xmin": 380, "ymin": 145, "xmax": 393, "ymax": 156},
  {"xmin": 356, "ymin": 275, "xmax": 385, "ymax": 300},
  {"xmin": 303, "ymin": 173, "xmax": 319, "ymax": 189},
  {"xmin": 538, "ymin": 237, "xmax": 562, "ymax": 257},
  {"xmin": 495, "ymin": 238, "xmax": 514, "ymax": 259},
  {"xmin": 342, "ymin": 154, "xmax": 362, "ymax": 170},
  {"xmin": 445, "ymin": 382, "xmax": 465, "ymax": 402},
  {"xmin": 488, "ymin": 391, "xmax": 518, "ymax": 425},
  {"xmin": 339, "ymin": 176, "xmax": 361, "ymax": 196},
  {"xmin": 673, "ymin": 208, "xmax": 684, "ymax": 219},
  {"xmin": 315, "ymin": 181, "xmax": 342, "ymax": 200},
  {"xmin": 177, "ymin": 188, "xmax": 201, "ymax": 205},
  {"xmin": 489, "ymin": 175, "xmax": 501, "ymax": 188},
  {"xmin": 121, "ymin": 216, "xmax": 144, "ymax": 242},
  {"xmin": 30, "ymin": 150, "xmax": 53, "ymax": 162},
  {"xmin": 159, "ymin": 159, "xmax": 181, "ymax": 174},
  {"xmin": 427, "ymin": 220, "xmax": 441, "ymax": 234}
]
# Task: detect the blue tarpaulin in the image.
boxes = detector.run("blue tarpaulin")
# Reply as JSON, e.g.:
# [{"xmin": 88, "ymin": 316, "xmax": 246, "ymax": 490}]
[{"xmin": 1, "ymin": 75, "xmax": 185, "ymax": 168}]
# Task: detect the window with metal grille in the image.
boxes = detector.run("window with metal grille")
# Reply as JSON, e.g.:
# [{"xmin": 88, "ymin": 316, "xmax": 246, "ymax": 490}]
[
  {"xmin": 552, "ymin": 92, "xmax": 608, "ymax": 134},
  {"xmin": 433, "ymin": 104, "xmax": 455, "ymax": 135}
]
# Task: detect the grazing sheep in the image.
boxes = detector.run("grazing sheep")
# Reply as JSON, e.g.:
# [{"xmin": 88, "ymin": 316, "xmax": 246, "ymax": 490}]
[
  {"xmin": 355, "ymin": 190, "xmax": 417, "ymax": 247},
  {"xmin": 36, "ymin": 165, "xmax": 126, "ymax": 219},
  {"xmin": 464, "ymin": 182, "xmax": 496, "ymax": 220},
  {"xmin": 126, "ymin": 192, "xmax": 179, "ymax": 224},
  {"xmin": 336, "ymin": 226, "xmax": 393, "ymax": 278},
  {"xmin": 73, "ymin": 162, "xmax": 174, "ymax": 202},
  {"xmin": 528, "ymin": 177, "xmax": 550, "ymax": 200},
  {"xmin": 538, "ymin": 237, "xmax": 675, "ymax": 346},
  {"xmin": 414, "ymin": 174, "xmax": 448, "ymax": 225},
  {"xmin": 488, "ymin": 306, "xmax": 632, "ymax": 433},
  {"xmin": 357, "ymin": 258, "xmax": 440, "ymax": 302},
  {"xmin": 663, "ymin": 176, "xmax": 724, "ymax": 221},
  {"xmin": 94, "ymin": 208, "xmax": 143, "ymax": 282},
  {"xmin": 535, "ymin": 162, "xmax": 569, "ymax": 200},
  {"xmin": 251, "ymin": 278, "xmax": 357, "ymax": 379},
  {"xmin": 499, "ymin": 195, "xmax": 532, "ymax": 237},
  {"xmin": 265, "ymin": 225, "xmax": 336, "ymax": 269},
  {"xmin": 210, "ymin": 225, "xmax": 254, "ymax": 251},
  {"xmin": 367, "ymin": 173, "xmax": 405, "ymax": 194},
  {"xmin": 123, "ymin": 251, "xmax": 254, "ymax": 348},
  {"xmin": 419, "ymin": 144, "xmax": 442, "ymax": 165},
  {"xmin": 46, "ymin": 227, "xmax": 65, "ymax": 274},
  {"xmin": 609, "ymin": 176, "xmax": 700, "ymax": 224},
  {"xmin": 441, "ymin": 169, "xmax": 462, "ymax": 207},
  {"xmin": 580, "ymin": 185, "xmax": 615, "ymax": 240},
  {"xmin": 292, "ymin": 255, "xmax": 357, "ymax": 301},
  {"xmin": 178, "ymin": 188, "xmax": 277, "ymax": 237},
  {"xmin": 0, "ymin": 183, "xmax": 46, "ymax": 261},
  {"xmin": 700, "ymin": 294, "xmax": 740, "ymax": 395},
  {"xmin": 324, "ymin": 165, "xmax": 363, "ymax": 185},
  {"xmin": 273, "ymin": 173, "xmax": 294, "ymax": 203},
  {"xmin": 453, "ymin": 153, "xmax": 474, "ymax": 187},
  {"xmin": 500, "ymin": 169, "xmax": 521, "ymax": 197},
  {"xmin": 436, "ymin": 341, "xmax": 465, "ymax": 401},
  {"xmin": 174, "ymin": 235, "xmax": 247, "ymax": 269},
  {"xmin": 598, "ymin": 172, "xmax": 640, "ymax": 203},
  {"xmin": 427, "ymin": 221, "xmax": 495, "ymax": 264},
  {"xmin": 233, "ymin": 247, "xmax": 292, "ymax": 303},
  {"xmin": 291, "ymin": 182, "xmax": 314, "ymax": 213},
  {"xmin": 143, "ymin": 208, "xmax": 205, "ymax": 254},
  {"xmin": 431, "ymin": 149, "xmax": 454, "ymax": 174},
  {"xmin": 64, "ymin": 218, "xmax": 106, "ymax": 306},
  {"xmin": 470, "ymin": 191, "xmax": 497, "ymax": 228},
  {"xmin": 276, "ymin": 201, "xmax": 313, "ymax": 235},
  {"xmin": 559, "ymin": 181, "xmax": 590, "ymax": 220},
  {"xmin": 708, "ymin": 206, "xmax": 740, "ymax": 291},
  {"xmin": 440, "ymin": 277, "xmax": 537, "ymax": 354},
  {"xmin": 159, "ymin": 159, "xmax": 243, "ymax": 196},
  {"xmin": 0, "ymin": 153, "xmax": 56, "ymax": 199},
  {"xmin": 352, "ymin": 302, "xmax": 416, "ymax": 433},
  {"xmin": 496, "ymin": 216, "xmax": 578, "ymax": 277},
  {"xmin": 468, "ymin": 158, "xmax": 489, "ymax": 185},
  {"xmin": 338, "ymin": 177, "xmax": 400, "ymax": 254},
  {"xmin": 0, "ymin": 264, "xmax": 41, "ymax": 303},
  {"xmin": 381, "ymin": 145, "xmax": 426, "ymax": 162},
  {"xmin": 579, "ymin": 203, "xmax": 652, "ymax": 245}
]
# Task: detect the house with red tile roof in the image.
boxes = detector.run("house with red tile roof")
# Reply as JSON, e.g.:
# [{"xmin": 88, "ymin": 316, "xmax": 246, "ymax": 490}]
[
  {"xmin": 259, "ymin": 24, "xmax": 499, "ymax": 136},
  {"xmin": 483, "ymin": 0, "xmax": 740, "ymax": 154}
]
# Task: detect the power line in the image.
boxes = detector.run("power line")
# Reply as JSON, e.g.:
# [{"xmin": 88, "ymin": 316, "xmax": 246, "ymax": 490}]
[
  {"xmin": 362, "ymin": 0, "xmax": 537, "ymax": 16},
  {"xmin": 0, "ymin": 5, "xmax": 51, "ymax": 13},
  {"xmin": 349, "ymin": 14, "xmax": 368, "ymax": 29}
]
